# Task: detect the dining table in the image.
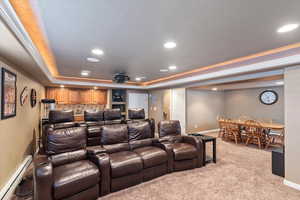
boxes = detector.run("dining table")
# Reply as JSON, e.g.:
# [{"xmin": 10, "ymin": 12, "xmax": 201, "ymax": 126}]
[
  {"xmin": 218, "ymin": 119, "xmax": 284, "ymax": 130},
  {"xmin": 218, "ymin": 118, "xmax": 285, "ymax": 147}
]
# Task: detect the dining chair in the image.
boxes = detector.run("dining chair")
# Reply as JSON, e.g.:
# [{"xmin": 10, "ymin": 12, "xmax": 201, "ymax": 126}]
[
  {"xmin": 265, "ymin": 129, "xmax": 284, "ymax": 149},
  {"xmin": 244, "ymin": 120, "xmax": 265, "ymax": 149},
  {"xmin": 223, "ymin": 121, "xmax": 241, "ymax": 144},
  {"xmin": 218, "ymin": 118, "xmax": 227, "ymax": 138},
  {"xmin": 238, "ymin": 115, "xmax": 252, "ymax": 142}
]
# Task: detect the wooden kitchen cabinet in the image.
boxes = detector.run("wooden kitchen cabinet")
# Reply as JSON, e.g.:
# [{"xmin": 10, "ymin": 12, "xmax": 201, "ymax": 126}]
[
  {"xmin": 91, "ymin": 89, "xmax": 107, "ymax": 105},
  {"xmin": 46, "ymin": 87, "xmax": 56, "ymax": 100},
  {"xmin": 55, "ymin": 88, "xmax": 69, "ymax": 104},
  {"xmin": 46, "ymin": 87, "xmax": 107, "ymax": 105},
  {"xmin": 81, "ymin": 89, "xmax": 92, "ymax": 104},
  {"xmin": 69, "ymin": 89, "xmax": 81, "ymax": 104}
]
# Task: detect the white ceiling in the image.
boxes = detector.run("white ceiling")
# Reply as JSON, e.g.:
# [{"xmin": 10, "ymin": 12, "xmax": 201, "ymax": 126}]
[
  {"xmin": 0, "ymin": 19, "xmax": 48, "ymax": 83},
  {"xmin": 33, "ymin": 0, "xmax": 300, "ymax": 81}
]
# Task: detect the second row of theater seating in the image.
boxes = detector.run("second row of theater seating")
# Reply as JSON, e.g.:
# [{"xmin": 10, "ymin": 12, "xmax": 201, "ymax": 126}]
[{"xmin": 36, "ymin": 109, "xmax": 203, "ymax": 200}]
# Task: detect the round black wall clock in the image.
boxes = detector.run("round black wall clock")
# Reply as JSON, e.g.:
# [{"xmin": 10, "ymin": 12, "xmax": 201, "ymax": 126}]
[
  {"xmin": 30, "ymin": 89, "xmax": 37, "ymax": 107},
  {"xmin": 259, "ymin": 90, "xmax": 278, "ymax": 105}
]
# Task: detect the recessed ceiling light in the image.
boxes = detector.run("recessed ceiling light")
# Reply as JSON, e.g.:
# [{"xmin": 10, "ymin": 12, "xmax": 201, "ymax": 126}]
[
  {"xmin": 81, "ymin": 70, "xmax": 90, "ymax": 76},
  {"xmin": 60, "ymin": 85, "xmax": 64, "ymax": 88},
  {"xmin": 168, "ymin": 65, "xmax": 177, "ymax": 70},
  {"xmin": 135, "ymin": 77, "xmax": 146, "ymax": 81},
  {"xmin": 91, "ymin": 48, "xmax": 104, "ymax": 55},
  {"xmin": 277, "ymin": 24, "xmax": 299, "ymax": 33},
  {"xmin": 87, "ymin": 57, "xmax": 100, "ymax": 62},
  {"xmin": 276, "ymin": 81, "xmax": 284, "ymax": 85},
  {"xmin": 212, "ymin": 87, "xmax": 218, "ymax": 91},
  {"xmin": 94, "ymin": 86, "xmax": 98, "ymax": 90},
  {"xmin": 164, "ymin": 41, "xmax": 177, "ymax": 49},
  {"xmin": 160, "ymin": 69, "xmax": 169, "ymax": 72}
]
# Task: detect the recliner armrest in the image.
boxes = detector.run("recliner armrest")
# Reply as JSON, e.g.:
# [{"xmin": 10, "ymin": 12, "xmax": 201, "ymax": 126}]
[
  {"xmin": 182, "ymin": 136, "xmax": 203, "ymax": 167},
  {"xmin": 147, "ymin": 118, "xmax": 155, "ymax": 137},
  {"xmin": 153, "ymin": 141, "xmax": 174, "ymax": 172},
  {"xmin": 129, "ymin": 138, "xmax": 154, "ymax": 150},
  {"xmin": 88, "ymin": 153, "xmax": 111, "ymax": 195},
  {"xmin": 33, "ymin": 155, "xmax": 53, "ymax": 200},
  {"xmin": 78, "ymin": 122, "xmax": 87, "ymax": 127},
  {"xmin": 182, "ymin": 136, "xmax": 200, "ymax": 148},
  {"xmin": 87, "ymin": 146, "xmax": 107, "ymax": 155}
]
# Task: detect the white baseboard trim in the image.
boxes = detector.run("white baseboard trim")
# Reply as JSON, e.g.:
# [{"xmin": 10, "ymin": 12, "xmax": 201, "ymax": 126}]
[
  {"xmin": 0, "ymin": 155, "xmax": 32, "ymax": 200},
  {"xmin": 195, "ymin": 128, "xmax": 220, "ymax": 134},
  {"xmin": 284, "ymin": 179, "xmax": 300, "ymax": 191}
]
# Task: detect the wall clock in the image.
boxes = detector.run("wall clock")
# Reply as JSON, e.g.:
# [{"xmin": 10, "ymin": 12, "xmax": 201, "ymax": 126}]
[
  {"xmin": 31, "ymin": 89, "xmax": 37, "ymax": 107},
  {"xmin": 259, "ymin": 90, "xmax": 278, "ymax": 105}
]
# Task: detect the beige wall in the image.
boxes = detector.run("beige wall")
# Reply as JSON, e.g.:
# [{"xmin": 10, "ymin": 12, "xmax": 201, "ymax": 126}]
[
  {"xmin": 224, "ymin": 87, "xmax": 284, "ymax": 123},
  {"xmin": 0, "ymin": 58, "xmax": 45, "ymax": 190},
  {"xmin": 148, "ymin": 89, "xmax": 170, "ymax": 134},
  {"xmin": 170, "ymin": 88, "xmax": 186, "ymax": 134},
  {"xmin": 284, "ymin": 66, "xmax": 300, "ymax": 185},
  {"xmin": 186, "ymin": 89, "xmax": 225, "ymax": 132}
]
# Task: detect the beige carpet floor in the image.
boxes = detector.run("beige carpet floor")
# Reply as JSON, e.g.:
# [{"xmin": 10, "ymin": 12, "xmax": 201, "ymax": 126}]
[
  {"xmin": 12, "ymin": 134, "xmax": 300, "ymax": 200},
  {"xmin": 100, "ymin": 135, "xmax": 300, "ymax": 200}
]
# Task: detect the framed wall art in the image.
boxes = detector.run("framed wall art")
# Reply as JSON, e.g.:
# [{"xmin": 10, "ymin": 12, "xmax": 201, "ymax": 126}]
[
  {"xmin": 20, "ymin": 86, "xmax": 28, "ymax": 106},
  {"xmin": 1, "ymin": 68, "xmax": 17, "ymax": 119}
]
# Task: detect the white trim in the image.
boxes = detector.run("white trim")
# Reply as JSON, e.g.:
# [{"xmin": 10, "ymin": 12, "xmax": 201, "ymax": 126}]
[
  {"xmin": 195, "ymin": 128, "xmax": 220, "ymax": 134},
  {"xmin": 1, "ymin": 0, "xmax": 300, "ymax": 89},
  {"xmin": 0, "ymin": 155, "xmax": 32, "ymax": 200},
  {"xmin": 284, "ymin": 179, "xmax": 300, "ymax": 191},
  {"xmin": 147, "ymin": 55, "xmax": 300, "ymax": 89},
  {"xmin": 186, "ymin": 70, "xmax": 284, "ymax": 88}
]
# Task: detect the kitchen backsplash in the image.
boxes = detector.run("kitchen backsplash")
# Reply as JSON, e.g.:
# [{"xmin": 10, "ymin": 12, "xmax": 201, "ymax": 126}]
[{"xmin": 56, "ymin": 104, "xmax": 107, "ymax": 115}]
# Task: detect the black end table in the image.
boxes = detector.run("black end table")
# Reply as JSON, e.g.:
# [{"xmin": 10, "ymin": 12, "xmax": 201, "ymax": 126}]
[
  {"xmin": 272, "ymin": 148, "xmax": 284, "ymax": 177},
  {"xmin": 189, "ymin": 133, "xmax": 217, "ymax": 166}
]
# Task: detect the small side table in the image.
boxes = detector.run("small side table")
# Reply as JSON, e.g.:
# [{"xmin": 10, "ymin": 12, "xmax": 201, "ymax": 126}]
[{"xmin": 189, "ymin": 133, "xmax": 217, "ymax": 166}]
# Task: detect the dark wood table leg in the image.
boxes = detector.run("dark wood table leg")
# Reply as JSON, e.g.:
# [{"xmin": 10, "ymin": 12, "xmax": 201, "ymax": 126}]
[
  {"xmin": 203, "ymin": 141, "xmax": 206, "ymax": 166},
  {"xmin": 213, "ymin": 139, "xmax": 216, "ymax": 163}
]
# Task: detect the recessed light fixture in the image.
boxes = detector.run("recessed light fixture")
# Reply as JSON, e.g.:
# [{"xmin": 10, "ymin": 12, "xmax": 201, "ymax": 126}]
[
  {"xmin": 212, "ymin": 87, "xmax": 218, "ymax": 91},
  {"xmin": 91, "ymin": 48, "xmax": 104, "ymax": 55},
  {"xmin": 94, "ymin": 86, "xmax": 98, "ymax": 90},
  {"xmin": 160, "ymin": 69, "xmax": 168, "ymax": 72},
  {"xmin": 168, "ymin": 65, "xmax": 177, "ymax": 70},
  {"xmin": 277, "ymin": 24, "xmax": 299, "ymax": 33},
  {"xmin": 81, "ymin": 70, "xmax": 90, "ymax": 76},
  {"xmin": 164, "ymin": 41, "xmax": 176, "ymax": 49},
  {"xmin": 276, "ymin": 81, "xmax": 284, "ymax": 85},
  {"xmin": 60, "ymin": 85, "xmax": 64, "ymax": 88},
  {"xmin": 87, "ymin": 57, "xmax": 100, "ymax": 62},
  {"xmin": 135, "ymin": 77, "xmax": 146, "ymax": 82}
]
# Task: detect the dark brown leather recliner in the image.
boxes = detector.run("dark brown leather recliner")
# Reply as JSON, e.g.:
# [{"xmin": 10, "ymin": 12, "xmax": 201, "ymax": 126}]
[
  {"xmin": 84, "ymin": 110, "xmax": 105, "ymax": 127},
  {"xmin": 127, "ymin": 108, "xmax": 155, "ymax": 137},
  {"xmin": 48, "ymin": 110, "xmax": 77, "ymax": 129},
  {"xmin": 104, "ymin": 109, "xmax": 123, "ymax": 125},
  {"xmin": 83, "ymin": 110, "xmax": 105, "ymax": 146},
  {"xmin": 98, "ymin": 124, "xmax": 144, "ymax": 192},
  {"xmin": 34, "ymin": 126, "xmax": 101, "ymax": 200},
  {"xmin": 158, "ymin": 120, "xmax": 203, "ymax": 172},
  {"xmin": 43, "ymin": 110, "xmax": 78, "ymax": 151},
  {"xmin": 128, "ymin": 121, "xmax": 168, "ymax": 181}
]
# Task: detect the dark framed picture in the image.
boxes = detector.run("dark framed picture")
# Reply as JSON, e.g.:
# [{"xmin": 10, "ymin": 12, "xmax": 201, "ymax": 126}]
[{"xmin": 1, "ymin": 68, "xmax": 17, "ymax": 119}]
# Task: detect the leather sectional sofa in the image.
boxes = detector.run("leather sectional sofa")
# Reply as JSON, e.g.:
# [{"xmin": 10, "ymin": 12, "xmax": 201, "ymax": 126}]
[
  {"xmin": 35, "ymin": 125, "xmax": 100, "ymax": 200},
  {"xmin": 158, "ymin": 120, "xmax": 203, "ymax": 171},
  {"xmin": 35, "ymin": 110, "xmax": 203, "ymax": 200}
]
